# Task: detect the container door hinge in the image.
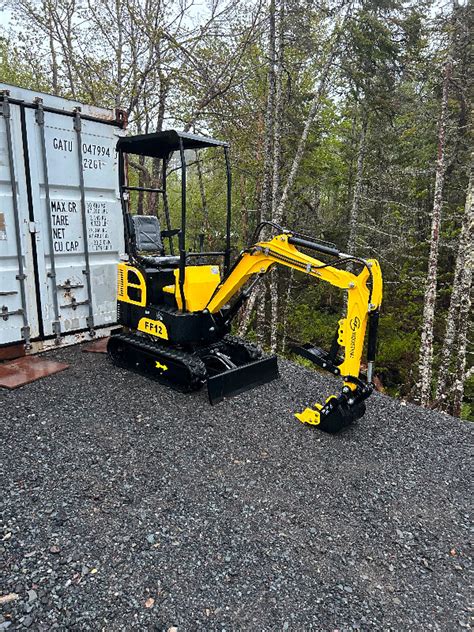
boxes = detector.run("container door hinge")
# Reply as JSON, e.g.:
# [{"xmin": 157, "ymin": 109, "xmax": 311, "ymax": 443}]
[
  {"xmin": 35, "ymin": 99, "xmax": 45, "ymax": 126},
  {"xmin": 0, "ymin": 98, "xmax": 11, "ymax": 118},
  {"xmin": 21, "ymin": 325, "xmax": 31, "ymax": 348},
  {"xmin": 73, "ymin": 110, "xmax": 82, "ymax": 131},
  {"xmin": 52, "ymin": 321, "xmax": 61, "ymax": 340},
  {"xmin": 86, "ymin": 316, "xmax": 95, "ymax": 332}
]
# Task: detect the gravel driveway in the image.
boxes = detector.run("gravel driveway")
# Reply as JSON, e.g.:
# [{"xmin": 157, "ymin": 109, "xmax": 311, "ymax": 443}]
[{"xmin": 1, "ymin": 344, "xmax": 472, "ymax": 630}]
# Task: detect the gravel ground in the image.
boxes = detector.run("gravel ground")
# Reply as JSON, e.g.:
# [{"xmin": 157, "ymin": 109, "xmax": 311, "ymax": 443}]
[{"xmin": 0, "ymin": 344, "xmax": 472, "ymax": 631}]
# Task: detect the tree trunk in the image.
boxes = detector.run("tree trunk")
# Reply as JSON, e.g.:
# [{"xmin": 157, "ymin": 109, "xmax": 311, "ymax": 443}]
[
  {"xmin": 196, "ymin": 151, "xmax": 211, "ymax": 246},
  {"xmin": 281, "ymin": 267, "xmax": 294, "ymax": 353},
  {"xmin": 269, "ymin": 0, "xmax": 285, "ymax": 353},
  {"xmin": 238, "ymin": 290, "xmax": 258, "ymax": 337},
  {"xmin": 451, "ymin": 159, "xmax": 473, "ymax": 416},
  {"xmin": 256, "ymin": 279, "xmax": 268, "ymax": 346},
  {"xmin": 451, "ymin": 263, "xmax": 472, "ymax": 417},
  {"xmin": 260, "ymin": 0, "xmax": 276, "ymax": 228},
  {"xmin": 275, "ymin": 23, "xmax": 342, "ymax": 220},
  {"xmin": 115, "ymin": 0, "xmax": 123, "ymax": 109},
  {"xmin": 435, "ymin": 152, "xmax": 473, "ymax": 408},
  {"xmin": 418, "ymin": 58, "xmax": 452, "ymax": 407},
  {"xmin": 47, "ymin": 6, "xmax": 59, "ymax": 97},
  {"xmin": 239, "ymin": 0, "xmax": 276, "ymax": 340},
  {"xmin": 347, "ymin": 114, "xmax": 367, "ymax": 255},
  {"xmin": 147, "ymin": 71, "xmax": 167, "ymax": 216}
]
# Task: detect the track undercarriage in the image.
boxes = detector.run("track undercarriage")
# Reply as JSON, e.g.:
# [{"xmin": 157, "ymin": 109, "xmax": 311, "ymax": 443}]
[{"xmin": 107, "ymin": 333, "xmax": 279, "ymax": 404}]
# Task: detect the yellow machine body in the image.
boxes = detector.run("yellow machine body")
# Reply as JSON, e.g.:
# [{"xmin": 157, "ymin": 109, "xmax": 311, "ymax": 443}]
[
  {"xmin": 117, "ymin": 262, "xmax": 147, "ymax": 306},
  {"xmin": 163, "ymin": 265, "xmax": 221, "ymax": 312},
  {"xmin": 114, "ymin": 233, "xmax": 383, "ymax": 432},
  {"xmin": 111, "ymin": 128, "xmax": 384, "ymax": 432}
]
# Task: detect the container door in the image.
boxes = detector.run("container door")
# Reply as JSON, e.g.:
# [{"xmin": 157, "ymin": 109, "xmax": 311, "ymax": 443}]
[
  {"xmin": 25, "ymin": 106, "xmax": 124, "ymax": 338},
  {"xmin": 0, "ymin": 97, "xmax": 40, "ymax": 346}
]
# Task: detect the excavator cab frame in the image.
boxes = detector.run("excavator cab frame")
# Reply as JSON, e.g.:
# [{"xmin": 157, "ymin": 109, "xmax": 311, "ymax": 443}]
[{"xmin": 117, "ymin": 129, "xmax": 233, "ymax": 303}]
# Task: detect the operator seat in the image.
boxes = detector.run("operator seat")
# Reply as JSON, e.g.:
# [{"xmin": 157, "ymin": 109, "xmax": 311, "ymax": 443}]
[{"xmin": 132, "ymin": 215, "xmax": 180, "ymax": 267}]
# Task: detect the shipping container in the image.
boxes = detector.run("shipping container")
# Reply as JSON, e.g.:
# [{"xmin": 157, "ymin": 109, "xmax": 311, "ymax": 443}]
[{"xmin": 0, "ymin": 83, "xmax": 127, "ymax": 355}]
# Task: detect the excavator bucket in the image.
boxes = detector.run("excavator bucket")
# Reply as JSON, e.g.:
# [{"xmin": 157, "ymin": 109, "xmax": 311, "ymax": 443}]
[
  {"xmin": 295, "ymin": 381, "xmax": 373, "ymax": 433},
  {"xmin": 207, "ymin": 355, "xmax": 279, "ymax": 404}
]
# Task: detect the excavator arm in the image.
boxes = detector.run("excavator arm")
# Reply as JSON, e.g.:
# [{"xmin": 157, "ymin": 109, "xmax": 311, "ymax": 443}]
[{"xmin": 206, "ymin": 231, "xmax": 383, "ymax": 433}]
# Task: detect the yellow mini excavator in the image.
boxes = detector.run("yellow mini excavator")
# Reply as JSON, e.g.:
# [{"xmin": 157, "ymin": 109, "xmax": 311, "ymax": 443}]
[{"xmin": 108, "ymin": 130, "xmax": 383, "ymax": 433}]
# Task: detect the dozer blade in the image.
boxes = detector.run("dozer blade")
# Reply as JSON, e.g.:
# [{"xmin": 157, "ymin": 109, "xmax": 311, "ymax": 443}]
[{"xmin": 207, "ymin": 355, "xmax": 279, "ymax": 404}]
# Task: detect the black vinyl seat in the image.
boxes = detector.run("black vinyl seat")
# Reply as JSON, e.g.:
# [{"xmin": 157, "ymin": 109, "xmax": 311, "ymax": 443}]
[{"xmin": 132, "ymin": 215, "xmax": 180, "ymax": 266}]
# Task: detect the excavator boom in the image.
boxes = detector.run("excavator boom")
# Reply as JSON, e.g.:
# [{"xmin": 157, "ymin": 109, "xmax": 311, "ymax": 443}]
[{"xmin": 207, "ymin": 231, "xmax": 383, "ymax": 432}]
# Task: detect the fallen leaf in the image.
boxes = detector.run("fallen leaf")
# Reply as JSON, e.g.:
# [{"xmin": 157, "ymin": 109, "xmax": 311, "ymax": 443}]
[
  {"xmin": 89, "ymin": 568, "xmax": 98, "ymax": 574},
  {"xmin": 145, "ymin": 597, "xmax": 155, "ymax": 608},
  {"xmin": 0, "ymin": 593, "xmax": 19, "ymax": 604},
  {"xmin": 450, "ymin": 548, "xmax": 457, "ymax": 556}
]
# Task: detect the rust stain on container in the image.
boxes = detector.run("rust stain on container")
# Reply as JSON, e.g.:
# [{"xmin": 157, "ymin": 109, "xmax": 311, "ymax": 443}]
[
  {"xmin": 0, "ymin": 212, "xmax": 6, "ymax": 240},
  {"xmin": 0, "ymin": 356, "xmax": 69, "ymax": 389}
]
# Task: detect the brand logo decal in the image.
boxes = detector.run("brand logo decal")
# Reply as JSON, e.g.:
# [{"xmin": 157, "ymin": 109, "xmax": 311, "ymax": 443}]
[
  {"xmin": 350, "ymin": 316, "xmax": 361, "ymax": 331},
  {"xmin": 349, "ymin": 316, "xmax": 361, "ymax": 358}
]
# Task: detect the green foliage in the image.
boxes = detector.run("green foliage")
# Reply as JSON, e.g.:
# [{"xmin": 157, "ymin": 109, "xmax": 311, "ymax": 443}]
[{"xmin": 0, "ymin": 37, "xmax": 49, "ymax": 91}]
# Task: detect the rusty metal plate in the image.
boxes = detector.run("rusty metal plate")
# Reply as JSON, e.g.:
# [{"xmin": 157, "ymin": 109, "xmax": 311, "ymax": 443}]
[
  {"xmin": 0, "ymin": 356, "xmax": 69, "ymax": 389},
  {"xmin": 81, "ymin": 337, "xmax": 109, "ymax": 353},
  {"xmin": 0, "ymin": 343, "xmax": 26, "ymax": 361}
]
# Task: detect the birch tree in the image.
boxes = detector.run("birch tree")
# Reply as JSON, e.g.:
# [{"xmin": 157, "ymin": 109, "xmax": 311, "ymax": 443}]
[
  {"xmin": 269, "ymin": 0, "xmax": 285, "ymax": 352},
  {"xmin": 435, "ymin": 153, "xmax": 473, "ymax": 409},
  {"xmin": 418, "ymin": 56, "xmax": 452, "ymax": 407},
  {"xmin": 241, "ymin": 4, "xmax": 349, "ymax": 342},
  {"xmin": 239, "ymin": 0, "xmax": 277, "ymax": 340},
  {"xmin": 347, "ymin": 114, "xmax": 367, "ymax": 255},
  {"xmin": 274, "ymin": 27, "xmax": 342, "ymax": 220}
]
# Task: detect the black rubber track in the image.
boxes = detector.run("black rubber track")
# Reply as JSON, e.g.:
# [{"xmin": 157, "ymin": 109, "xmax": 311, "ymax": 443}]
[{"xmin": 108, "ymin": 332, "xmax": 207, "ymax": 392}]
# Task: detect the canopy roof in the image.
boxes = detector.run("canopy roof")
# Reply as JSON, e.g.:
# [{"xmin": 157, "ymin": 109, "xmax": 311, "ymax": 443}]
[{"xmin": 116, "ymin": 129, "xmax": 228, "ymax": 158}]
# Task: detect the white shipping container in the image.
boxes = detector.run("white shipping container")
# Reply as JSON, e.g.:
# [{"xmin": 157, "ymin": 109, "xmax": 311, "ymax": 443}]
[{"xmin": 0, "ymin": 83, "xmax": 126, "ymax": 353}]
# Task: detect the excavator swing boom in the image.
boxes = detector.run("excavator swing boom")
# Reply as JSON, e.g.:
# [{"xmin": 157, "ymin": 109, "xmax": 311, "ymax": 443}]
[{"xmin": 204, "ymin": 227, "xmax": 383, "ymax": 432}]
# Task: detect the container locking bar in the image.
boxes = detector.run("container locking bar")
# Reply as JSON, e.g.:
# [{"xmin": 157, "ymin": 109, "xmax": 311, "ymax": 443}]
[
  {"xmin": 74, "ymin": 110, "xmax": 95, "ymax": 335},
  {"xmin": 1, "ymin": 93, "xmax": 31, "ymax": 347},
  {"xmin": 35, "ymin": 99, "xmax": 61, "ymax": 340},
  {"xmin": 121, "ymin": 185, "xmax": 164, "ymax": 194},
  {"xmin": 2, "ymin": 305, "xmax": 23, "ymax": 320}
]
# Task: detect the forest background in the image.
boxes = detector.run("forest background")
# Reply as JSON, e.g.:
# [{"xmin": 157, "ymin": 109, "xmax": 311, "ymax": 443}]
[{"xmin": 0, "ymin": 0, "xmax": 472, "ymax": 419}]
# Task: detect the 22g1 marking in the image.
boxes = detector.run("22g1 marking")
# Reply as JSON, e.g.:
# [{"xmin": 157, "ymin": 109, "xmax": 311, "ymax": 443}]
[{"xmin": 83, "ymin": 157, "xmax": 105, "ymax": 170}]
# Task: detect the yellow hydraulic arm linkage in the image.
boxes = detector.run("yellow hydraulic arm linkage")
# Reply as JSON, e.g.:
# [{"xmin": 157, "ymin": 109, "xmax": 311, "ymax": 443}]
[{"xmin": 206, "ymin": 231, "xmax": 383, "ymax": 433}]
